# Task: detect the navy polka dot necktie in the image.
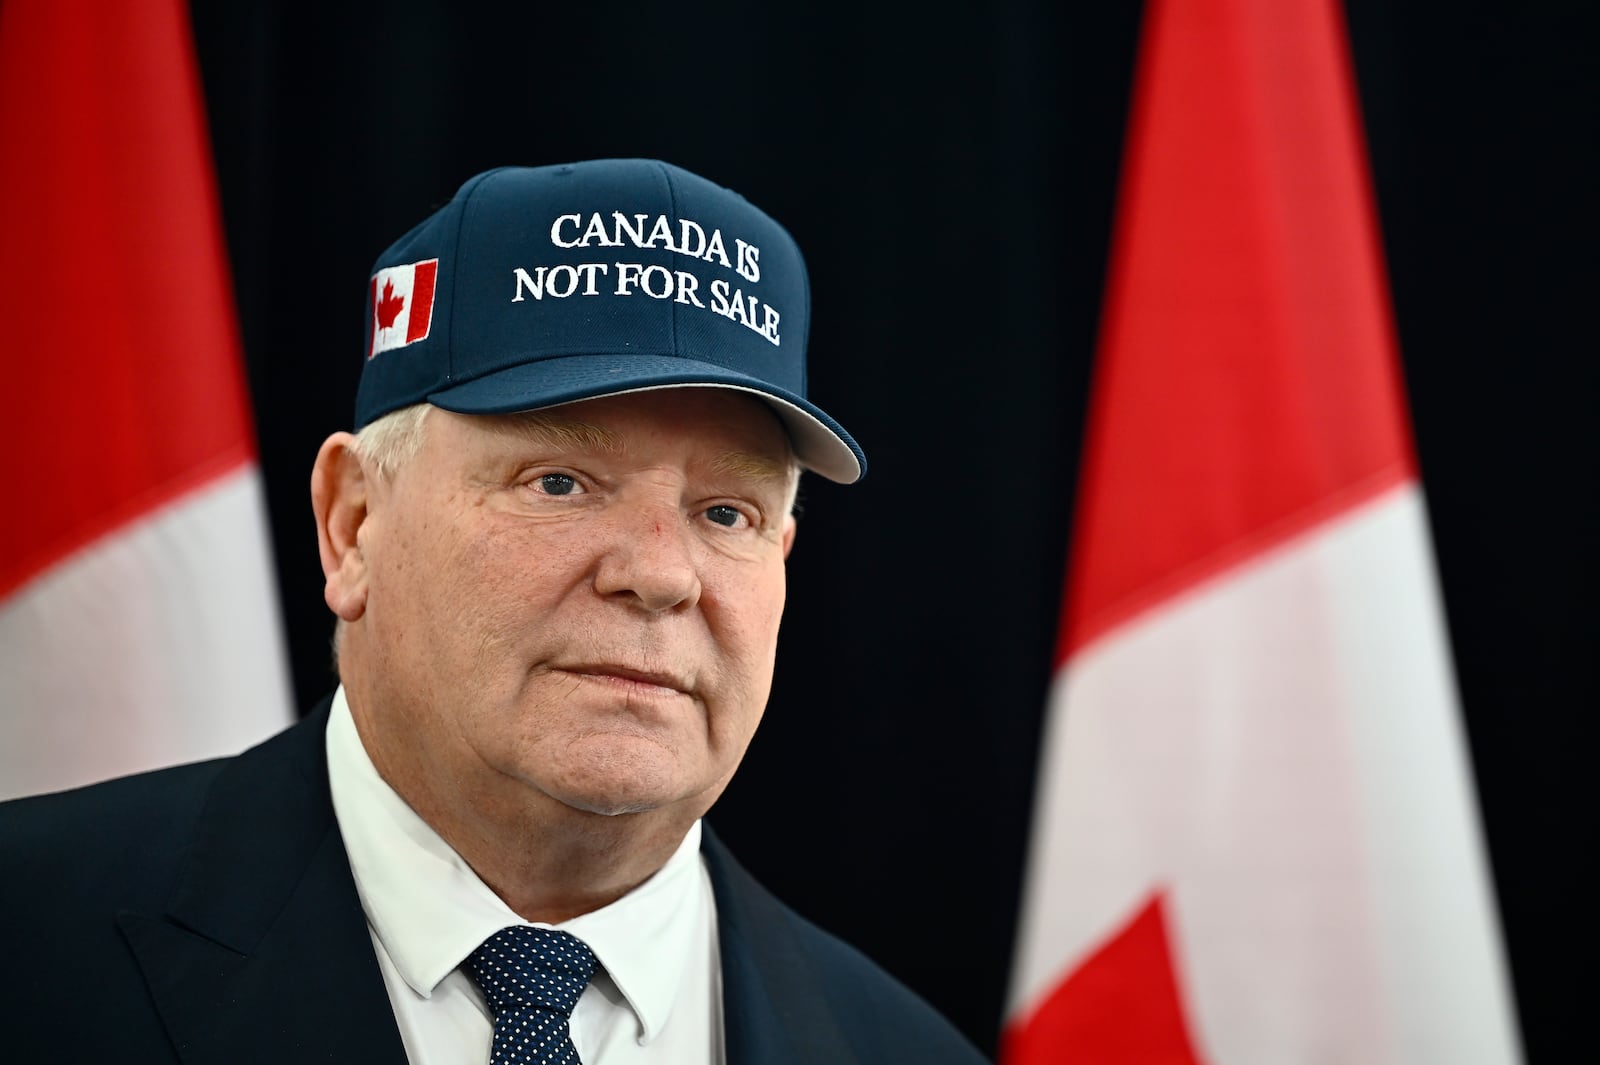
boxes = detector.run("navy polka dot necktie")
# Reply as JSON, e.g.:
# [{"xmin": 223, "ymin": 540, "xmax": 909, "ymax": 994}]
[{"xmin": 465, "ymin": 926, "xmax": 599, "ymax": 1065}]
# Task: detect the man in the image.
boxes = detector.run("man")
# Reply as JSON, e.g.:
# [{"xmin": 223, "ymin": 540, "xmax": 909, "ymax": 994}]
[{"xmin": 0, "ymin": 159, "xmax": 987, "ymax": 1063}]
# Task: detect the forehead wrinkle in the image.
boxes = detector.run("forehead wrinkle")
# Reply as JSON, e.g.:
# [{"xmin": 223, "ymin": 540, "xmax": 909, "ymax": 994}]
[{"xmin": 478, "ymin": 410, "xmax": 624, "ymax": 453}]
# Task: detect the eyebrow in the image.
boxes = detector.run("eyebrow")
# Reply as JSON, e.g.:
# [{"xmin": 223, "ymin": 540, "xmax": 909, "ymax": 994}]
[{"xmin": 711, "ymin": 449, "xmax": 797, "ymax": 495}]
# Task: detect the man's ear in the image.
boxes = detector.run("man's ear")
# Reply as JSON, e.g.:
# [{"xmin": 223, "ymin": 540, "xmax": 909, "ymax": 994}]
[
  {"xmin": 781, "ymin": 513, "xmax": 798, "ymax": 560},
  {"xmin": 311, "ymin": 432, "xmax": 370, "ymax": 622}
]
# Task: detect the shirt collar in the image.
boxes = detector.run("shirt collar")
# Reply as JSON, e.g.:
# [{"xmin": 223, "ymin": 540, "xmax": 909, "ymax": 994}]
[{"xmin": 325, "ymin": 685, "xmax": 706, "ymax": 1044}]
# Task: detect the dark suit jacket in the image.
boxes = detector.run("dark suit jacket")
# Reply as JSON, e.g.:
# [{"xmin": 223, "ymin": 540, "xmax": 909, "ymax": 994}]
[{"xmin": 0, "ymin": 699, "xmax": 986, "ymax": 1064}]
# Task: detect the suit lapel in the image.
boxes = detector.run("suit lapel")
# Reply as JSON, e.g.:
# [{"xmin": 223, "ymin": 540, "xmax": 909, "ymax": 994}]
[
  {"xmin": 703, "ymin": 826, "xmax": 863, "ymax": 1065},
  {"xmin": 119, "ymin": 700, "xmax": 406, "ymax": 1065}
]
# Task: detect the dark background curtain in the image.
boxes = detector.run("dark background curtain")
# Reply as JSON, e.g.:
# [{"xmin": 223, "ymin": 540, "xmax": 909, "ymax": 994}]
[{"xmin": 189, "ymin": 1, "xmax": 1592, "ymax": 1057}]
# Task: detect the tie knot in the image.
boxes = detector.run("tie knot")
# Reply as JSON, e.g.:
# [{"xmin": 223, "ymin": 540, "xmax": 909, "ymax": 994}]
[{"xmin": 466, "ymin": 926, "xmax": 598, "ymax": 1019}]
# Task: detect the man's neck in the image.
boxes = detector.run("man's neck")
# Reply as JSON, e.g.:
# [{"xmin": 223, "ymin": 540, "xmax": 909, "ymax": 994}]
[
  {"xmin": 416, "ymin": 787, "xmax": 693, "ymax": 924},
  {"xmin": 344, "ymin": 688, "xmax": 697, "ymax": 925}
]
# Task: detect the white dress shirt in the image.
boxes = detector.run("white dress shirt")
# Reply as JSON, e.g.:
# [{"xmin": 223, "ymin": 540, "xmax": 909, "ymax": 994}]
[{"xmin": 325, "ymin": 687, "xmax": 724, "ymax": 1064}]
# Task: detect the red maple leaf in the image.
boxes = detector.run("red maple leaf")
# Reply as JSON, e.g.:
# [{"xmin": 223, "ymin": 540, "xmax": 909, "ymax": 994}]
[{"xmin": 375, "ymin": 279, "xmax": 406, "ymax": 329}]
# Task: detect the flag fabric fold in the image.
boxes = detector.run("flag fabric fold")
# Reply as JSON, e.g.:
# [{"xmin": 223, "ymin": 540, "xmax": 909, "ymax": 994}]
[
  {"xmin": 1003, "ymin": 0, "xmax": 1522, "ymax": 1062},
  {"xmin": 0, "ymin": 0, "xmax": 292, "ymax": 800}
]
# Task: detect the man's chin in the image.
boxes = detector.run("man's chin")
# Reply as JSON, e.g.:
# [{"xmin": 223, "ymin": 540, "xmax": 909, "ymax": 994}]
[
  {"xmin": 538, "ymin": 760, "xmax": 687, "ymax": 820},
  {"xmin": 541, "ymin": 767, "xmax": 722, "ymax": 823},
  {"xmin": 559, "ymin": 793, "xmax": 662, "ymax": 818},
  {"xmin": 523, "ymin": 729, "xmax": 700, "ymax": 813}
]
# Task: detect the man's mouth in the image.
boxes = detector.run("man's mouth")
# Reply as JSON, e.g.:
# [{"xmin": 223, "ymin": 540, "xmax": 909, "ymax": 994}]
[{"xmin": 557, "ymin": 664, "xmax": 691, "ymax": 697}]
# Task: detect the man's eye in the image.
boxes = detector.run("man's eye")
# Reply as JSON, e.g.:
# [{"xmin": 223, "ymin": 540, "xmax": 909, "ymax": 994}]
[
  {"xmin": 705, "ymin": 505, "xmax": 743, "ymax": 528},
  {"xmin": 537, "ymin": 474, "xmax": 579, "ymax": 496}
]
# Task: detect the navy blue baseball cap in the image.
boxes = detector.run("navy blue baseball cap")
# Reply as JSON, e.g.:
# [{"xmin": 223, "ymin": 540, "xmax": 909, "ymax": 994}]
[{"xmin": 356, "ymin": 159, "xmax": 865, "ymax": 483}]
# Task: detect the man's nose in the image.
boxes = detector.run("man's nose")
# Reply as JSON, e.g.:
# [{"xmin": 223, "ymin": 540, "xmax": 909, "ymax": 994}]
[{"xmin": 591, "ymin": 501, "xmax": 703, "ymax": 613}]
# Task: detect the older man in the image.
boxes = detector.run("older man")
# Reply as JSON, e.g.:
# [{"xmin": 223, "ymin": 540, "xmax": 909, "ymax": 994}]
[{"xmin": 0, "ymin": 160, "xmax": 986, "ymax": 1064}]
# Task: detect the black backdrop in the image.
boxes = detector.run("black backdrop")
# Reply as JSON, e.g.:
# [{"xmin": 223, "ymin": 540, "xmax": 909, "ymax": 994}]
[{"xmin": 189, "ymin": 2, "xmax": 1592, "ymax": 1058}]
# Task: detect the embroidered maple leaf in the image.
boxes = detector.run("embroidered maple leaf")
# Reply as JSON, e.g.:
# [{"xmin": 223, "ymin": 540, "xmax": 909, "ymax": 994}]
[{"xmin": 375, "ymin": 279, "xmax": 406, "ymax": 329}]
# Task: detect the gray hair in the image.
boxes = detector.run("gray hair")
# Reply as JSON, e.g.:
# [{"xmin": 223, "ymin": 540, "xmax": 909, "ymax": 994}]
[{"xmin": 351, "ymin": 402, "xmax": 431, "ymax": 480}]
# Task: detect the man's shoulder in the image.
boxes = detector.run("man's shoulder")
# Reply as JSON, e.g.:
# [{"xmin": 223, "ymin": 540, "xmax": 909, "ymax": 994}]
[
  {"xmin": 702, "ymin": 825, "xmax": 990, "ymax": 1064},
  {"xmin": 0, "ymin": 757, "xmax": 229, "ymax": 899},
  {"xmin": 0, "ymin": 703, "xmax": 387, "ymax": 1058},
  {"xmin": 0, "ymin": 706, "xmax": 327, "ymax": 911}
]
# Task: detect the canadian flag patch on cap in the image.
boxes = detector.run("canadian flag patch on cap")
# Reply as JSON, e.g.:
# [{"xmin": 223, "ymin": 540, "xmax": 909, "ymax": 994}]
[{"xmin": 368, "ymin": 258, "xmax": 439, "ymax": 358}]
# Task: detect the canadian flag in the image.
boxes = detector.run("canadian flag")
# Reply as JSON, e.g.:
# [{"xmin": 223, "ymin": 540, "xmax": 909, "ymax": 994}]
[
  {"xmin": 0, "ymin": 0, "xmax": 291, "ymax": 799},
  {"xmin": 1002, "ymin": 1, "xmax": 1523, "ymax": 1063},
  {"xmin": 369, "ymin": 258, "xmax": 440, "ymax": 357}
]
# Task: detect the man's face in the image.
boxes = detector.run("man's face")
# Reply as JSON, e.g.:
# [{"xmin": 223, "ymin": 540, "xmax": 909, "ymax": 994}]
[{"xmin": 341, "ymin": 389, "xmax": 797, "ymax": 823}]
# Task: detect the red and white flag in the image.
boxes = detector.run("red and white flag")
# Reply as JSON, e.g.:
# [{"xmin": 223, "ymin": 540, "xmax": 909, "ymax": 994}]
[
  {"xmin": 369, "ymin": 258, "xmax": 440, "ymax": 357},
  {"xmin": 1002, "ymin": 1, "xmax": 1522, "ymax": 1062},
  {"xmin": 0, "ymin": 0, "xmax": 291, "ymax": 800}
]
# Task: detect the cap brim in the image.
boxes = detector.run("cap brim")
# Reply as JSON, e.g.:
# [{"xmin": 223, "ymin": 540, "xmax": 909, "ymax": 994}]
[{"xmin": 425, "ymin": 353, "xmax": 865, "ymax": 484}]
